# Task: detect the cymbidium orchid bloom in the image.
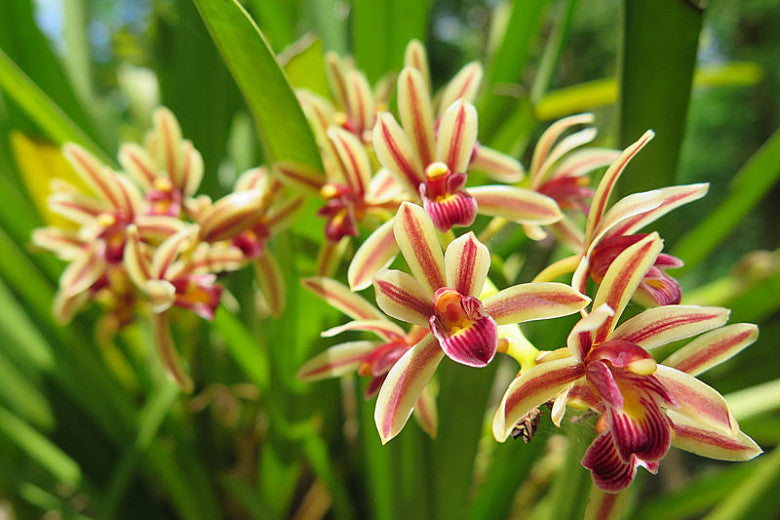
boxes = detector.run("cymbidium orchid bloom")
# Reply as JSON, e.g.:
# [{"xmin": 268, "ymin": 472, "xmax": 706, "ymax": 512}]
[
  {"xmin": 494, "ymin": 233, "xmax": 761, "ymax": 492},
  {"xmin": 521, "ymin": 113, "xmax": 620, "ymax": 247},
  {"xmin": 296, "ymin": 277, "xmax": 437, "ymax": 437},
  {"xmin": 230, "ymin": 168, "xmax": 304, "ymax": 317},
  {"xmin": 296, "ymin": 51, "xmax": 393, "ymax": 145},
  {"xmin": 118, "ymin": 107, "xmax": 204, "ymax": 218},
  {"xmin": 32, "ymin": 142, "xmax": 185, "ymax": 324},
  {"xmin": 347, "ymin": 98, "xmax": 563, "ymax": 290},
  {"xmin": 536, "ymin": 131, "xmax": 709, "ymax": 307},
  {"xmin": 370, "ymin": 202, "xmax": 589, "ymax": 443},
  {"xmin": 124, "ymin": 224, "xmax": 246, "ymax": 390},
  {"xmin": 274, "ymin": 125, "xmax": 403, "ymax": 274}
]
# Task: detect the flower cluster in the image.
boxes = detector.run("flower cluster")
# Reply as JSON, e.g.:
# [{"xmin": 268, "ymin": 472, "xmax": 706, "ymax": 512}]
[
  {"xmin": 33, "ymin": 40, "xmax": 762, "ymax": 497},
  {"xmin": 34, "ymin": 108, "xmax": 300, "ymax": 390},
  {"xmin": 290, "ymin": 43, "xmax": 761, "ymax": 494}
]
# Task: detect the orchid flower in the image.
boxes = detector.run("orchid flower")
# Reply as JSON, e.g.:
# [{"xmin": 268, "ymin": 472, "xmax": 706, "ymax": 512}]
[
  {"xmin": 118, "ymin": 107, "xmax": 204, "ymax": 218},
  {"xmin": 536, "ymin": 131, "xmax": 709, "ymax": 307},
  {"xmin": 297, "ymin": 51, "xmax": 393, "ymax": 145},
  {"xmin": 230, "ymin": 168, "xmax": 304, "ymax": 317},
  {"xmin": 274, "ymin": 125, "xmax": 404, "ymax": 274},
  {"xmin": 347, "ymin": 98, "xmax": 564, "ymax": 289},
  {"xmin": 370, "ymin": 202, "xmax": 589, "ymax": 443},
  {"xmin": 493, "ymin": 233, "xmax": 761, "ymax": 492},
  {"xmin": 521, "ymin": 113, "xmax": 620, "ymax": 247},
  {"xmin": 124, "ymin": 223, "xmax": 246, "ymax": 390},
  {"xmin": 32, "ymin": 143, "xmax": 184, "ymax": 323},
  {"xmin": 296, "ymin": 277, "xmax": 438, "ymax": 437}
]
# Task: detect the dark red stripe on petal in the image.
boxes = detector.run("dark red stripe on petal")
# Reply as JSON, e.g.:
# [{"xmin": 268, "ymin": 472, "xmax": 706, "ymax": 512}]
[
  {"xmin": 503, "ymin": 363, "xmax": 584, "ymax": 414},
  {"xmin": 375, "ymin": 279, "xmax": 435, "ymax": 318},
  {"xmin": 398, "ymin": 205, "xmax": 446, "ymax": 289},
  {"xmin": 582, "ymin": 433, "xmax": 638, "ymax": 493},
  {"xmin": 673, "ymin": 329, "xmax": 754, "ymax": 375},
  {"xmin": 381, "ymin": 121, "xmax": 423, "ymax": 189}
]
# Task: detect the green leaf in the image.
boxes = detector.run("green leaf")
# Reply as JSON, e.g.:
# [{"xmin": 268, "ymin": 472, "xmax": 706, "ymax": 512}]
[
  {"xmin": 725, "ymin": 379, "xmax": 780, "ymax": 421},
  {"xmin": 0, "ymin": 405, "xmax": 81, "ymax": 485},
  {"xmin": 213, "ymin": 308, "xmax": 270, "ymax": 390},
  {"xmin": 0, "ymin": 0, "xmax": 104, "ymax": 149},
  {"xmin": 0, "ymin": 48, "xmax": 108, "ymax": 161},
  {"xmin": 703, "ymin": 447, "xmax": 780, "ymax": 520},
  {"xmin": 352, "ymin": 0, "xmax": 432, "ymax": 82},
  {"xmin": 535, "ymin": 62, "xmax": 764, "ymax": 121},
  {"xmin": 192, "ymin": 0, "xmax": 322, "ymax": 169},
  {"xmin": 280, "ymin": 35, "xmax": 330, "ymax": 98},
  {"xmin": 635, "ymin": 462, "xmax": 759, "ymax": 520},
  {"xmin": 477, "ymin": 0, "xmax": 551, "ymax": 141},
  {"xmin": 673, "ymin": 129, "xmax": 780, "ymax": 271},
  {"xmin": 617, "ymin": 0, "xmax": 703, "ymax": 196}
]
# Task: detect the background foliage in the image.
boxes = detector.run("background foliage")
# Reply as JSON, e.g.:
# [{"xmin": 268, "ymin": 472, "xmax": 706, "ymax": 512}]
[{"xmin": 0, "ymin": 0, "xmax": 778, "ymax": 518}]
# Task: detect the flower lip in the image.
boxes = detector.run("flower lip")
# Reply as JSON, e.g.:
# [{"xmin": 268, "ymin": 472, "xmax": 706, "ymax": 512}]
[
  {"xmin": 419, "ymin": 165, "xmax": 477, "ymax": 232},
  {"xmin": 429, "ymin": 287, "xmax": 497, "ymax": 367},
  {"xmin": 587, "ymin": 339, "xmax": 658, "ymax": 376}
]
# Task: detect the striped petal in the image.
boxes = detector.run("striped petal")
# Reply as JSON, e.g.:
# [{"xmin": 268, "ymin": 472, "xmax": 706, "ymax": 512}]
[
  {"xmin": 589, "ymin": 191, "xmax": 664, "ymax": 251},
  {"xmin": 609, "ymin": 183, "xmax": 709, "ymax": 238},
  {"xmin": 60, "ymin": 248, "xmax": 104, "ymax": 297},
  {"xmin": 585, "ymin": 130, "xmax": 655, "ymax": 243},
  {"xmin": 662, "ymin": 323, "xmax": 758, "ymax": 377},
  {"xmin": 469, "ymin": 145, "xmax": 524, "ymax": 183},
  {"xmin": 180, "ymin": 140, "xmax": 204, "ymax": 197},
  {"xmin": 566, "ymin": 304, "xmax": 615, "ymax": 361},
  {"xmin": 152, "ymin": 107, "xmax": 185, "ymax": 187},
  {"xmin": 591, "ymin": 233, "xmax": 663, "ymax": 343},
  {"xmin": 373, "ymin": 269, "xmax": 434, "ymax": 327},
  {"xmin": 374, "ymin": 334, "xmax": 443, "ymax": 444},
  {"xmin": 445, "ymin": 232, "xmax": 490, "ymax": 297},
  {"xmin": 345, "ymin": 69, "xmax": 374, "ymax": 135},
  {"xmin": 654, "ymin": 365, "xmax": 737, "ymax": 434},
  {"xmin": 48, "ymin": 191, "xmax": 104, "ymax": 224},
  {"xmin": 118, "ymin": 142, "xmax": 157, "ymax": 190},
  {"xmin": 296, "ymin": 341, "xmax": 379, "ymax": 381},
  {"xmin": 254, "ymin": 252, "xmax": 286, "ymax": 318},
  {"xmin": 301, "ymin": 277, "xmax": 384, "ymax": 321},
  {"xmin": 53, "ymin": 289, "xmax": 89, "ymax": 324},
  {"xmin": 151, "ymin": 226, "xmax": 198, "ymax": 278},
  {"xmin": 32, "ymin": 227, "xmax": 85, "ymax": 260},
  {"xmin": 348, "ymin": 219, "xmax": 399, "ymax": 290},
  {"xmin": 548, "ymin": 148, "xmax": 620, "ymax": 182},
  {"xmin": 482, "ymin": 282, "xmax": 590, "ymax": 326},
  {"xmin": 62, "ymin": 144, "xmax": 127, "ymax": 214},
  {"xmin": 611, "ymin": 305, "xmax": 731, "ymax": 351},
  {"xmin": 403, "ymin": 39, "xmax": 430, "ymax": 91},
  {"xmin": 152, "ymin": 312, "xmax": 193, "ymax": 392},
  {"xmin": 469, "ymin": 186, "xmax": 562, "ymax": 224},
  {"xmin": 534, "ymin": 127, "xmax": 597, "ymax": 186},
  {"xmin": 393, "ymin": 202, "xmax": 446, "ymax": 295},
  {"xmin": 123, "ymin": 225, "xmax": 153, "ymax": 287},
  {"xmin": 493, "ymin": 357, "xmax": 584, "ymax": 441},
  {"xmin": 315, "ymin": 236, "xmax": 349, "ymax": 277},
  {"xmin": 413, "ymin": 383, "xmax": 438, "ymax": 438},
  {"xmin": 273, "ymin": 161, "xmax": 326, "ymax": 194},
  {"xmin": 373, "ymin": 112, "xmax": 424, "ymax": 195},
  {"xmin": 199, "ymin": 190, "xmax": 265, "ymax": 242},
  {"xmin": 530, "ymin": 113, "xmax": 594, "ymax": 184},
  {"xmin": 134, "ymin": 215, "xmax": 188, "ymax": 242},
  {"xmin": 183, "ymin": 242, "xmax": 246, "ymax": 275},
  {"xmin": 398, "ymin": 67, "xmax": 435, "ymax": 167},
  {"xmin": 435, "ymin": 100, "xmax": 477, "ymax": 174},
  {"xmin": 437, "ymin": 62, "xmax": 482, "ymax": 116},
  {"xmin": 325, "ymin": 52, "xmax": 350, "ymax": 112},
  {"xmin": 327, "ymin": 126, "xmax": 371, "ymax": 195},
  {"xmin": 322, "ymin": 319, "xmax": 406, "ymax": 343},
  {"xmin": 365, "ymin": 168, "xmax": 405, "ymax": 204},
  {"xmin": 668, "ymin": 410, "xmax": 761, "ymax": 461}
]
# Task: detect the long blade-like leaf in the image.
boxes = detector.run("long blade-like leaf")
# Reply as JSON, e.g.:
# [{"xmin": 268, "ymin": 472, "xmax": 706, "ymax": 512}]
[{"xmin": 192, "ymin": 0, "xmax": 322, "ymax": 169}]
